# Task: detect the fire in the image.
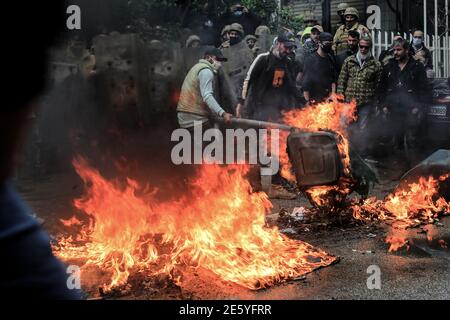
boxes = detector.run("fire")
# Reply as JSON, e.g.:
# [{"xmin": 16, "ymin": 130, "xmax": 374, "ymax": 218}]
[
  {"xmin": 54, "ymin": 157, "xmax": 337, "ymax": 292},
  {"xmin": 278, "ymin": 96, "xmax": 358, "ymax": 206},
  {"xmin": 384, "ymin": 174, "xmax": 450, "ymax": 223},
  {"xmin": 276, "ymin": 98, "xmax": 449, "ymax": 253},
  {"xmin": 60, "ymin": 215, "xmax": 83, "ymax": 227},
  {"xmin": 355, "ymin": 174, "xmax": 450, "ymax": 224},
  {"xmin": 281, "ymin": 96, "xmax": 357, "ymax": 180},
  {"xmin": 386, "ymin": 230, "xmax": 410, "ymax": 253},
  {"xmin": 353, "ymin": 174, "xmax": 450, "ymax": 252}
]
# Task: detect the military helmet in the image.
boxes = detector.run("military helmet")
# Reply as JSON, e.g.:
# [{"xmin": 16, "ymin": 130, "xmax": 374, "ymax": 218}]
[
  {"xmin": 221, "ymin": 25, "xmax": 230, "ymax": 36},
  {"xmin": 255, "ymin": 25, "xmax": 270, "ymax": 37},
  {"xmin": 229, "ymin": 23, "xmax": 244, "ymax": 35},
  {"xmin": 244, "ymin": 35, "xmax": 257, "ymax": 42},
  {"xmin": 337, "ymin": 2, "xmax": 349, "ymax": 12},
  {"xmin": 185, "ymin": 35, "xmax": 201, "ymax": 48},
  {"xmin": 344, "ymin": 7, "xmax": 359, "ymax": 19}
]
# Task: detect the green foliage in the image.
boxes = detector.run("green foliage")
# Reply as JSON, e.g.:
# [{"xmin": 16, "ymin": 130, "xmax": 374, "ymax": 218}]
[
  {"xmin": 241, "ymin": 0, "xmax": 278, "ymax": 24},
  {"xmin": 127, "ymin": 0, "xmax": 304, "ymax": 38},
  {"xmin": 276, "ymin": 7, "xmax": 304, "ymax": 33},
  {"xmin": 240, "ymin": 0, "xmax": 303, "ymax": 33}
]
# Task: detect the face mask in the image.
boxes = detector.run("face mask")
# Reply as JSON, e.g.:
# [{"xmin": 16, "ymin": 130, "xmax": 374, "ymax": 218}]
[
  {"xmin": 233, "ymin": 10, "xmax": 243, "ymax": 17},
  {"xmin": 229, "ymin": 36, "xmax": 241, "ymax": 46},
  {"xmin": 321, "ymin": 43, "xmax": 332, "ymax": 53},
  {"xmin": 346, "ymin": 19, "xmax": 356, "ymax": 28},
  {"xmin": 413, "ymin": 37, "xmax": 423, "ymax": 47}
]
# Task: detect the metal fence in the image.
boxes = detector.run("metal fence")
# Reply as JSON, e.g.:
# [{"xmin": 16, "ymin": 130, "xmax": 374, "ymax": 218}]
[{"xmin": 371, "ymin": 29, "xmax": 450, "ymax": 79}]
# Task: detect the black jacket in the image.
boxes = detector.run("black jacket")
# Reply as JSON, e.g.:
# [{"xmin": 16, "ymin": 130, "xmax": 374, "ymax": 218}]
[
  {"xmin": 0, "ymin": 182, "xmax": 82, "ymax": 299},
  {"xmin": 378, "ymin": 57, "xmax": 431, "ymax": 109},
  {"xmin": 409, "ymin": 43, "xmax": 433, "ymax": 71},
  {"xmin": 302, "ymin": 52, "xmax": 338, "ymax": 102},
  {"xmin": 243, "ymin": 52, "xmax": 300, "ymax": 120}
]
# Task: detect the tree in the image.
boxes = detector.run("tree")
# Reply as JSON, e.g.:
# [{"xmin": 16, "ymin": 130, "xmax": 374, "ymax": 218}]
[{"xmin": 126, "ymin": 0, "xmax": 304, "ymax": 39}]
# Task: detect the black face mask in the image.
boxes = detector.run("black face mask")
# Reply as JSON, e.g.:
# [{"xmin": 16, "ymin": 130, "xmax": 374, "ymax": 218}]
[
  {"xmin": 321, "ymin": 43, "xmax": 333, "ymax": 53},
  {"xmin": 346, "ymin": 20, "xmax": 356, "ymax": 28},
  {"xmin": 229, "ymin": 36, "xmax": 242, "ymax": 46}
]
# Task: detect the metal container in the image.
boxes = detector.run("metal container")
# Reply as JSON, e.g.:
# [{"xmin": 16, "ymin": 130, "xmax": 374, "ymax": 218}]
[{"xmin": 287, "ymin": 131, "xmax": 343, "ymax": 187}]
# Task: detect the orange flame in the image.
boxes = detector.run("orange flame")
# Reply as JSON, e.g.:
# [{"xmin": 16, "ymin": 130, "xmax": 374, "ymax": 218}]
[
  {"xmin": 60, "ymin": 216, "xmax": 83, "ymax": 227},
  {"xmin": 278, "ymin": 96, "xmax": 358, "ymax": 206},
  {"xmin": 54, "ymin": 158, "xmax": 337, "ymax": 292},
  {"xmin": 353, "ymin": 174, "xmax": 450, "ymax": 252}
]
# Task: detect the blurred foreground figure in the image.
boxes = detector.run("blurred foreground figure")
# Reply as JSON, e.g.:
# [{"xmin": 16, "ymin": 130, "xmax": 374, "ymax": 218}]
[{"xmin": 0, "ymin": 2, "xmax": 82, "ymax": 299}]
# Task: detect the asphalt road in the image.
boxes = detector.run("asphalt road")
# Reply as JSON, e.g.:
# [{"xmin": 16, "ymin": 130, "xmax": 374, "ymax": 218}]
[{"xmin": 15, "ymin": 157, "xmax": 450, "ymax": 300}]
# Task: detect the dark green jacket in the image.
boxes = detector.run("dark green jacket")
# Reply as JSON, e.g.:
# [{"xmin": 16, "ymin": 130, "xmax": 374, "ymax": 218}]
[{"xmin": 337, "ymin": 55, "xmax": 382, "ymax": 106}]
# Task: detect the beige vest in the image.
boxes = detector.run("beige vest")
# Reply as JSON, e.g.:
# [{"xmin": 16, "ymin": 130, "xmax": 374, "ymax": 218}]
[{"xmin": 177, "ymin": 59, "xmax": 216, "ymax": 116}]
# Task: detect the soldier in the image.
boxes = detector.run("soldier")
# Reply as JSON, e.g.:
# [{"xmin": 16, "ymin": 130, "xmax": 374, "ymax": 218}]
[
  {"xmin": 220, "ymin": 23, "xmax": 244, "ymax": 49},
  {"xmin": 255, "ymin": 25, "xmax": 271, "ymax": 39},
  {"xmin": 333, "ymin": 7, "xmax": 370, "ymax": 54},
  {"xmin": 244, "ymin": 34, "xmax": 259, "ymax": 56},
  {"xmin": 185, "ymin": 35, "xmax": 202, "ymax": 48},
  {"xmin": 337, "ymin": 36, "xmax": 382, "ymax": 154},
  {"xmin": 177, "ymin": 48, "xmax": 233, "ymax": 130},
  {"xmin": 221, "ymin": 23, "xmax": 255, "ymax": 101},
  {"xmin": 255, "ymin": 25, "xmax": 272, "ymax": 53},
  {"xmin": 244, "ymin": 34, "xmax": 257, "ymax": 50},
  {"xmin": 336, "ymin": 2, "xmax": 349, "ymax": 29},
  {"xmin": 220, "ymin": 25, "xmax": 230, "ymax": 44}
]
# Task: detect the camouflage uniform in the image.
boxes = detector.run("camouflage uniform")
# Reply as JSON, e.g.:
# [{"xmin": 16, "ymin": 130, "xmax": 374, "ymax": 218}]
[
  {"xmin": 338, "ymin": 54, "xmax": 382, "ymax": 156},
  {"xmin": 337, "ymin": 55, "xmax": 382, "ymax": 105},
  {"xmin": 336, "ymin": 2, "xmax": 349, "ymax": 31},
  {"xmin": 333, "ymin": 8, "xmax": 370, "ymax": 54},
  {"xmin": 333, "ymin": 23, "xmax": 370, "ymax": 54}
]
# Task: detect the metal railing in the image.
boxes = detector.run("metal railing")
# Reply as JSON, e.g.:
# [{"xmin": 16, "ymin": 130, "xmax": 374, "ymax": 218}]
[{"xmin": 371, "ymin": 29, "xmax": 450, "ymax": 78}]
